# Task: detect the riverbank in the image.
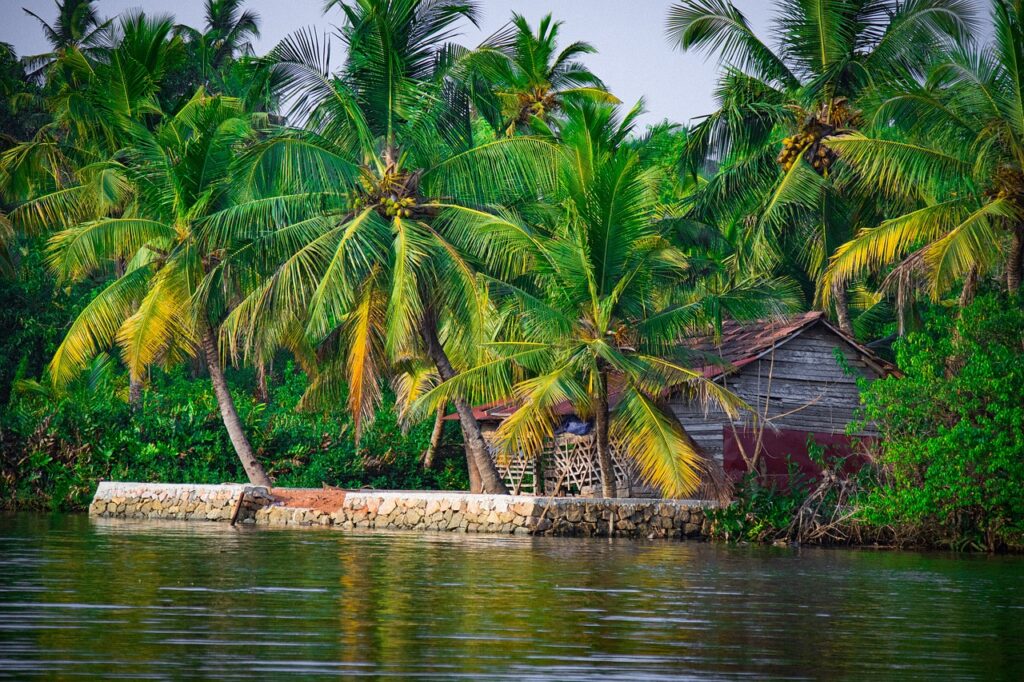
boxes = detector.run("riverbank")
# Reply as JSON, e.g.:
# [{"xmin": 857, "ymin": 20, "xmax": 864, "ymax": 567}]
[{"xmin": 87, "ymin": 481, "xmax": 715, "ymax": 539}]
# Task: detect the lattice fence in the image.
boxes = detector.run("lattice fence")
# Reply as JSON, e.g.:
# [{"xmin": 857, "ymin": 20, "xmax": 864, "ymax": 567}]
[{"xmin": 487, "ymin": 433, "xmax": 660, "ymax": 498}]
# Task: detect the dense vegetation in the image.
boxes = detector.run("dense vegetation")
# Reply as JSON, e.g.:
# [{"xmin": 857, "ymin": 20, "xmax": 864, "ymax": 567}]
[
  {"xmin": 0, "ymin": 0, "xmax": 1022, "ymax": 549},
  {"xmin": 859, "ymin": 295, "xmax": 1024, "ymax": 550}
]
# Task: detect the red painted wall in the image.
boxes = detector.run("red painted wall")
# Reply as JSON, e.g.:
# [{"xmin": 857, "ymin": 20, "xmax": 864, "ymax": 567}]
[{"xmin": 723, "ymin": 427, "xmax": 874, "ymax": 488}]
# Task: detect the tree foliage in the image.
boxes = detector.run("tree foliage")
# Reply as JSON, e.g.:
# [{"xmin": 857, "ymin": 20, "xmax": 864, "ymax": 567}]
[
  {"xmin": 859, "ymin": 294, "xmax": 1024, "ymax": 551},
  {"xmin": 0, "ymin": 0, "xmax": 1021, "ymax": 532}
]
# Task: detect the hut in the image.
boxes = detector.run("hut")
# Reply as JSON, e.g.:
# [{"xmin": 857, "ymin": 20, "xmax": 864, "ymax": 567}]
[{"xmin": 470, "ymin": 312, "xmax": 897, "ymax": 497}]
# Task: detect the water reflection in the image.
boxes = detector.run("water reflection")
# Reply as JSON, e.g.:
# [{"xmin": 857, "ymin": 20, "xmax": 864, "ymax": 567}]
[{"xmin": 1, "ymin": 513, "xmax": 1022, "ymax": 680}]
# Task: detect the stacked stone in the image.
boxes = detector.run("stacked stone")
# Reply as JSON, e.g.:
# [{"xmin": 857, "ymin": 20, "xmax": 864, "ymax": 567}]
[
  {"xmin": 251, "ymin": 492, "xmax": 711, "ymax": 539},
  {"xmin": 534, "ymin": 500, "xmax": 710, "ymax": 538},
  {"xmin": 354, "ymin": 494, "xmax": 533, "ymax": 534},
  {"xmin": 88, "ymin": 483, "xmax": 714, "ymax": 539},
  {"xmin": 88, "ymin": 482, "xmax": 273, "ymax": 522}
]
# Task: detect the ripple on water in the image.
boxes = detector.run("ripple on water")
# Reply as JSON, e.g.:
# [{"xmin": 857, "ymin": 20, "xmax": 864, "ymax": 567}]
[{"xmin": 0, "ymin": 513, "xmax": 1022, "ymax": 681}]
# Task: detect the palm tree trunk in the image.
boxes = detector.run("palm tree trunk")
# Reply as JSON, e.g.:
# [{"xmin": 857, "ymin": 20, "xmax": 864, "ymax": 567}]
[
  {"xmin": 128, "ymin": 374, "xmax": 143, "ymax": 411},
  {"xmin": 833, "ymin": 286, "xmax": 854, "ymax": 335},
  {"xmin": 254, "ymin": 359, "xmax": 270, "ymax": 403},
  {"xmin": 595, "ymin": 369, "xmax": 616, "ymax": 499},
  {"xmin": 422, "ymin": 405, "xmax": 445, "ymax": 469},
  {"xmin": 201, "ymin": 327, "xmax": 272, "ymax": 488},
  {"xmin": 946, "ymin": 266, "xmax": 981, "ymax": 377},
  {"xmin": 1008, "ymin": 227, "xmax": 1023, "ymax": 295},
  {"xmin": 419, "ymin": 314, "xmax": 508, "ymax": 495},
  {"xmin": 959, "ymin": 266, "xmax": 979, "ymax": 309}
]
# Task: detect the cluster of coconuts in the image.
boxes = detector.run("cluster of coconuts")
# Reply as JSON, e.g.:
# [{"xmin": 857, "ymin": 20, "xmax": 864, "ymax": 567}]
[
  {"xmin": 350, "ymin": 193, "xmax": 416, "ymax": 217},
  {"xmin": 351, "ymin": 194, "xmax": 370, "ymax": 211},
  {"xmin": 517, "ymin": 89, "xmax": 556, "ymax": 122},
  {"xmin": 777, "ymin": 131, "xmax": 836, "ymax": 174},
  {"xmin": 382, "ymin": 196, "xmax": 416, "ymax": 218},
  {"xmin": 986, "ymin": 165, "xmax": 1024, "ymax": 200}
]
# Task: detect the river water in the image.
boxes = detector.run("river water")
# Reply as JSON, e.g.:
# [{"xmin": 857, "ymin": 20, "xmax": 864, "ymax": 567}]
[{"xmin": 0, "ymin": 513, "xmax": 1022, "ymax": 680}]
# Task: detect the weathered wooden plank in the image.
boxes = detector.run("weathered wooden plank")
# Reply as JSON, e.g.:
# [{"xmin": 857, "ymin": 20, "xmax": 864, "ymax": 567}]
[
  {"xmin": 669, "ymin": 320, "xmax": 885, "ymax": 463},
  {"xmin": 760, "ymin": 364, "xmax": 868, "ymax": 380}
]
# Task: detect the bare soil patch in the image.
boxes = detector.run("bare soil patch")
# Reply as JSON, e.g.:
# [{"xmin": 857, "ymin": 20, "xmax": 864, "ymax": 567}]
[{"xmin": 270, "ymin": 487, "xmax": 348, "ymax": 513}]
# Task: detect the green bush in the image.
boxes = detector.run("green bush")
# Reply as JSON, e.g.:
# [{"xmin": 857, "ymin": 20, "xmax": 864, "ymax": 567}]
[
  {"xmin": 859, "ymin": 295, "xmax": 1024, "ymax": 551},
  {"xmin": 709, "ymin": 438, "xmax": 876, "ymax": 544},
  {"xmin": 709, "ymin": 466, "xmax": 810, "ymax": 543},
  {"xmin": 0, "ymin": 361, "xmax": 469, "ymax": 511},
  {"xmin": 0, "ymin": 244, "xmax": 96, "ymax": 405}
]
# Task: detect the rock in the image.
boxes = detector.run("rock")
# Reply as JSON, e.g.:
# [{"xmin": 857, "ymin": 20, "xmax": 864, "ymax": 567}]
[
  {"xmin": 511, "ymin": 502, "xmax": 534, "ymax": 516},
  {"xmin": 531, "ymin": 518, "xmax": 552, "ymax": 533}
]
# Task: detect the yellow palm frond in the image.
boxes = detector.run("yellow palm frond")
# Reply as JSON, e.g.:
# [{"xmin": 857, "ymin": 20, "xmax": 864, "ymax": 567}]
[
  {"xmin": 49, "ymin": 266, "xmax": 154, "ymax": 387},
  {"xmin": 638, "ymin": 354, "xmax": 749, "ymax": 420},
  {"xmin": 344, "ymin": 280, "xmax": 386, "ymax": 440},
  {"xmin": 610, "ymin": 388, "xmax": 703, "ymax": 498},
  {"xmin": 818, "ymin": 198, "xmax": 968, "ymax": 306},
  {"xmin": 492, "ymin": 364, "xmax": 588, "ymax": 460},
  {"xmin": 116, "ymin": 268, "xmax": 198, "ymax": 379},
  {"xmin": 391, "ymin": 358, "xmax": 439, "ymax": 430},
  {"xmin": 920, "ymin": 198, "xmax": 1012, "ymax": 299}
]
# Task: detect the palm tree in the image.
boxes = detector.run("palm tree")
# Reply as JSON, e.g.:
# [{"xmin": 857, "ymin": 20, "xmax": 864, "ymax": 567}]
[
  {"xmin": 210, "ymin": 0, "xmax": 555, "ymax": 493},
  {"xmin": 3, "ymin": 12, "xmax": 186, "ymax": 407},
  {"xmin": 489, "ymin": 13, "xmax": 616, "ymax": 135},
  {"xmin": 3, "ymin": 11, "xmax": 183, "ymax": 224},
  {"xmin": 821, "ymin": 0, "xmax": 1024, "ymax": 305},
  {"xmin": 416, "ymin": 101, "xmax": 793, "ymax": 498},
  {"xmin": 42, "ymin": 91, "xmax": 273, "ymax": 487},
  {"xmin": 667, "ymin": 0, "xmax": 973, "ymax": 333},
  {"xmin": 202, "ymin": 0, "xmax": 260, "ymax": 66},
  {"xmin": 22, "ymin": 0, "xmax": 111, "ymax": 77},
  {"xmin": 175, "ymin": 0, "xmax": 261, "ymax": 87}
]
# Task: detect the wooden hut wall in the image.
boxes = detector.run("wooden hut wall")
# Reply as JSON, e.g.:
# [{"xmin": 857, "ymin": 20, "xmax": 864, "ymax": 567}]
[{"xmin": 671, "ymin": 324, "xmax": 884, "ymax": 464}]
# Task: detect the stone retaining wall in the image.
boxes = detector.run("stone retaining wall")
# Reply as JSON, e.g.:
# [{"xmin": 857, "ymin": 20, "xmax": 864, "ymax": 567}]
[
  {"xmin": 89, "ymin": 483, "xmax": 714, "ymax": 539},
  {"xmin": 89, "ymin": 481, "xmax": 274, "ymax": 522}
]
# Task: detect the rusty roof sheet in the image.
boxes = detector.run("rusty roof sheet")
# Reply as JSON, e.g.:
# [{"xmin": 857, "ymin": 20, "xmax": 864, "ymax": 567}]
[
  {"xmin": 688, "ymin": 311, "xmax": 825, "ymax": 379},
  {"xmin": 686, "ymin": 311, "xmax": 897, "ymax": 379}
]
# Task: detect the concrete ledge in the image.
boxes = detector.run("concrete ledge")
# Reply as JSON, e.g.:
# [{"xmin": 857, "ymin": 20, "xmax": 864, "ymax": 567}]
[{"xmin": 88, "ymin": 482, "xmax": 715, "ymax": 539}]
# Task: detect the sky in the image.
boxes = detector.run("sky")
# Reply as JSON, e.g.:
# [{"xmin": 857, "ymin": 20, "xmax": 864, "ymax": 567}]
[{"xmin": 0, "ymin": 0, "xmax": 989, "ymax": 128}]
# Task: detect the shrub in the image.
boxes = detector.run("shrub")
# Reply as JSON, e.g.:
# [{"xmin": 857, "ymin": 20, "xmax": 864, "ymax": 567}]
[
  {"xmin": 859, "ymin": 295, "xmax": 1024, "ymax": 551},
  {"xmin": 709, "ymin": 466, "xmax": 810, "ymax": 543},
  {"xmin": 0, "ymin": 362, "xmax": 469, "ymax": 511},
  {"xmin": 710, "ymin": 439, "xmax": 876, "ymax": 545}
]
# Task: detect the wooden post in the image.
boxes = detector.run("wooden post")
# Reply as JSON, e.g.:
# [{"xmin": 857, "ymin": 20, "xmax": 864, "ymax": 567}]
[{"xmin": 229, "ymin": 490, "xmax": 247, "ymax": 527}]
